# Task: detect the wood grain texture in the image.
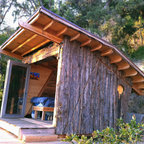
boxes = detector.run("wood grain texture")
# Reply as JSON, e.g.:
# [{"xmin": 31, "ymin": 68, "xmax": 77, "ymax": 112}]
[
  {"xmin": 19, "ymin": 22, "xmax": 62, "ymax": 43},
  {"xmin": 0, "ymin": 49, "xmax": 22, "ymax": 60},
  {"xmin": 55, "ymin": 36, "xmax": 132, "ymax": 135},
  {"xmin": 22, "ymin": 43, "xmax": 60, "ymax": 64},
  {"xmin": 25, "ymin": 64, "xmax": 52, "ymax": 115}
]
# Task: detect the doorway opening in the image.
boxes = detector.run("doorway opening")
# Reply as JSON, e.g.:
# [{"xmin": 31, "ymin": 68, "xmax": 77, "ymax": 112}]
[{"xmin": 25, "ymin": 56, "xmax": 58, "ymax": 123}]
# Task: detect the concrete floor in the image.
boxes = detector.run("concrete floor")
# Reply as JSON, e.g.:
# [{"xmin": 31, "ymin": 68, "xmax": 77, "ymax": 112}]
[
  {"xmin": 0, "ymin": 128, "xmax": 21, "ymax": 144},
  {"xmin": 0, "ymin": 128, "xmax": 70, "ymax": 144}
]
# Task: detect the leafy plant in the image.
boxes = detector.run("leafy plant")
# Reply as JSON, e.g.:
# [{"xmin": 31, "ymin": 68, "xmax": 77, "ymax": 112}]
[
  {"xmin": 63, "ymin": 115, "xmax": 144, "ymax": 144},
  {"xmin": 131, "ymin": 46, "xmax": 144, "ymax": 60}
]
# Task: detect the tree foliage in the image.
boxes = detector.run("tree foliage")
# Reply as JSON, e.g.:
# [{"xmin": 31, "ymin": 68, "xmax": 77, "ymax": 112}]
[
  {"xmin": 0, "ymin": 0, "xmax": 15, "ymax": 26},
  {"xmin": 59, "ymin": 0, "xmax": 144, "ymax": 58},
  {"xmin": 0, "ymin": 0, "xmax": 144, "ymax": 59}
]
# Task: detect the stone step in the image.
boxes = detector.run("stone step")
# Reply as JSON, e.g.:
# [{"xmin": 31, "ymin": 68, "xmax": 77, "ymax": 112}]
[
  {"xmin": 19, "ymin": 128, "xmax": 55, "ymax": 139},
  {"xmin": 22, "ymin": 133, "xmax": 58, "ymax": 142},
  {"xmin": 22, "ymin": 128, "xmax": 55, "ymax": 134}
]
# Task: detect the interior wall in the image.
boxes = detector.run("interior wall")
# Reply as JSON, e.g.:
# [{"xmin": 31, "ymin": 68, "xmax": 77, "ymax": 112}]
[
  {"xmin": 55, "ymin": 36, "xmax": 132, "ymax": 135},
  {"xmin": 25, "ymin": 64, "xmax": 52, "ymax": 115}
]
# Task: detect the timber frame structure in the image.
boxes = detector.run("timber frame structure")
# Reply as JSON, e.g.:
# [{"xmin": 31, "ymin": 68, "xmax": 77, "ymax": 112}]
[
  {"xmin": 1, "ymin": 7, "xmax": 144, "ymax": 95},
  {"xmin": 1, "ymin": 6, "xmax": 144, "ymax": 135}
]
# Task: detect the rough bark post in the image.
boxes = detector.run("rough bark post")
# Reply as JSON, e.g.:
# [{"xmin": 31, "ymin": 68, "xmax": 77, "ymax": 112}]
[{"xmin": 55, "ymin": 36, "xmax": 132, "ymax": 135}]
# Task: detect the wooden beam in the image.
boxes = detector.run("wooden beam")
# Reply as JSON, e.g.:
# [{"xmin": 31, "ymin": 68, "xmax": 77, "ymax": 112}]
[
  {"xmin": 140, "ymin": 89, "xmax": 144, "ymax": 95},
  {"xmin": 12, "ymin": 20, "xmax": 55, "ymax": 53},
  {"xmin": 56, "ymin": 27, "xmax": 68, "ymax": 37},
  {"xmin": 133, "ymin": 83, "xmax": 144, "ymax": 89},
  {"xmin": 110, "ymin": 54, "xmax": 122, "ymax": 64},
  {"xmin": 80, "ymin": 39, "xmax": 91, "ymax": 47},
  {"xmin": 70, "ymin": 33, "xmax": 80, "ymax": 42},
  {"xmin": 2, "ymin": 30, "xmax": 25, "ymax": 50},
  {"xmin": 0, "ymin": 49, "xmax": 22, "ymax": 60},
  {"xmin": 12, "ymin": 34, "xmax": 37, "ymax": 53},
  {"xmin": 91, "ymin": 43, "xmax": 102, "ymax": 51},
  {"xmin": 117, "ymin": 61, "xmax": 130, "ymax": 70},
  {"xmin": 22, "ymin": 43, "xmax": 60, "ymax": 64},
  {"xmin": 101, "ymin": 49, "xmax": 113, "ymax": 56},
  {"xmin": 132, "ymin": 86, "xmax": 142, "ymax": 95},
  {"xmin": 43, "ymin": 20, "xmax": 54, "ymax": 31},
  {"xmin": 124, "ymin": 67, "xmax": 138, "ymax": 77},
  {"xmin": 132, "ymin": 74, "xmax": 144, "ymax": 83},
  {"xmin": 19, "ymin": 22, "xmax": 62, "ymax": 44},
  {"xmin": 2, "ymin": 13, "xmax": 40, "ymax": 50},
  {"xmin": 21, "ymin": 39, "xmax": 50, "ymax": 56}
]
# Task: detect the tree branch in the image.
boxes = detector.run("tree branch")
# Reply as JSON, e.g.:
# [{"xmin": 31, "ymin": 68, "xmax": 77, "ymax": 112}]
[{"xmin": 0, "ymin": 0, "xmax": 13, "ymax": 25}]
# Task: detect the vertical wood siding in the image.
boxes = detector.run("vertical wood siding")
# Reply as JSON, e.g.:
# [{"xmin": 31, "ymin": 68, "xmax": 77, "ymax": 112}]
[{"xmin": 55, "ymin": 36, "xmax": 132, "ymax": 135}]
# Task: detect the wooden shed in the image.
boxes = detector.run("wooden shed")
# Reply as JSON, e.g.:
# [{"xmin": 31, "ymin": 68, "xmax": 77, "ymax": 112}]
[{"xmin": 0, "ymin": 6, "xmax": 144, "ymax": 136}]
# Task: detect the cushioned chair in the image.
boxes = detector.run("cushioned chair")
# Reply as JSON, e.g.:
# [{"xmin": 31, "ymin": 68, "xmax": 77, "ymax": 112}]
[{"xmin": 30, "ymin": 97, "xmax": 54, "ymax": 120}]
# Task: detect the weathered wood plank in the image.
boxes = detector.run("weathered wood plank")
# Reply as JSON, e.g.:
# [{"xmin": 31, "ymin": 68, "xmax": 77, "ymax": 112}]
[
  {"xmin": 22, "ymin": 43, "xmax": 60, "ymax": 64},
  {"xmin": 55, "ymin": 37, "xmax": 132, "ymax": 135},
  {"xmin": 19, "ymin": 22, "xmax": 62, "ymax": 43},
  {"xmin": 0, "ymin": 49, "xmax": 22, "ymax": 60},
  {"xmin": 21, "ymin": 39, "xmax": 50, "ymax": 56}
]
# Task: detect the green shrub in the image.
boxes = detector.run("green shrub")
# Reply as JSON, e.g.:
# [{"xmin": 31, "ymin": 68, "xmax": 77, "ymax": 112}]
[
  {"xmin": 63, "ymin": 115, "xmax": 144, "ymax": 144},
  {"xmin": 131, "ymin": 46, "xmax": 144, "ymax": 60}
]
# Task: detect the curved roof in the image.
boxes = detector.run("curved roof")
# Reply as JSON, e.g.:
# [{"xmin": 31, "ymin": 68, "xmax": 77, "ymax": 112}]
[{"xmin": 0, "ymin": 6, "xmax": 144, "ymax": 95}]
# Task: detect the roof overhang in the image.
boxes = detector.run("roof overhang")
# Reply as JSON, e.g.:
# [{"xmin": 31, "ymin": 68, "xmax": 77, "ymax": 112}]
[{"xmin": 1, "ymin": 6, "xmax": 144, "ymax": 95}]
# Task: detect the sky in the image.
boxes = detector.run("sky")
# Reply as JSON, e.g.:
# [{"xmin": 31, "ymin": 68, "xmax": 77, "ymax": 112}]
[
  {"xmin": 4, "ymin": 0, "xmax": 60, "ymax": 29},
  {"xmin": 4, "ymin": 6, "xmax": 18, "ymax": 28},
  {"xmin": 4, "ymin": 0, "xmax": 26, "ymax": 29}
]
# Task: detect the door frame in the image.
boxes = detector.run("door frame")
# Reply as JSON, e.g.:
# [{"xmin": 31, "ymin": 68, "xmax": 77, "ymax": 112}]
[{"xmin": 0, "ymin": 60, "xmax": 30, "ymax": 118}]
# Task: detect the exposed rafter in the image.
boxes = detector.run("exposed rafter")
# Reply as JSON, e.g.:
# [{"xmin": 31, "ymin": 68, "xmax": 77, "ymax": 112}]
[
  {"xmin": 2, "ymin": 13, "xmax": 40, "ymax": 50},
  {"xmin": 56, "ymin": 27, "xmax": 68, "ymax": 37},
  {"xmin": 81, "ymin": 39, "xmax": 91, "ymax": 47},
  {"xmin": 0, "ymin": 49, "xmax": 22, "ymax": 60},
  {"xmin": 12, "ymin": 34, "xmax": 37, "ymax": 53},
  {"xmin": 101, "ymin": 49, "xmax": 113, "ymax": 57},
  {"xmin": 135, "ymin": 83, "xmax": 144, "ymax": 89},
  {"xmin": 110, "ymin": 54, "xmax": 122, "ymax": 64},
  {"xmin": 132, "ymin": 86, "xmax": 143, "ymax": 95},
  {"xmin": 19, "ymin": 22, "xmax": 62, "ymax": 43},
  {"xmin": 70, "ymin": 33, "xmax": 80, "ymax": 42},
  {"xmin": 124, "ymin": 67, "xmax": 138, "ymax": 77},
  {"xmin": 21, "ymin": 39, "xmax": 50, "ymax": 56},
  {"xmin": 43, "ymin": 20, "xmax": 54, "ymax": 30},
  {"xmin": 132, "ymin": 75, "xmax": 144, "ymax": 83},
  {"xmin": 22, "ymin": 43, "xmax": 60, "ymax": 64},
  {"xmin": 91, "ymin": 43, "xmax": 102, "ymax": 52},
  {"xmin": 2, "ymin": 29, "xmax": 25, "ymax": 50},
  {"xmin": 12, "ymin": 20, "xmax": 55, "ymax": 53},
  {"xmin": 117, "ymin": 61, "xmax": 130, "ymax": 70}
]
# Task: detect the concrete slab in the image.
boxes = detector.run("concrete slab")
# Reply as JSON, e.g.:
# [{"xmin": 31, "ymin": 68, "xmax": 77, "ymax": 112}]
[
  {"xmin": 0, "ymin": 128, "xmax": 70, "ymax": 144},
  {"xmin": 0, "ymin": 128, "xmax": 22, "ymax": 144}
]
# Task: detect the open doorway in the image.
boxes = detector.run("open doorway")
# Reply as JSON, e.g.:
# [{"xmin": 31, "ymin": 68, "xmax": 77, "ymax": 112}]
[{"xmin": 25, "ymin": 56, "xmax": 58, "ymax": 122}]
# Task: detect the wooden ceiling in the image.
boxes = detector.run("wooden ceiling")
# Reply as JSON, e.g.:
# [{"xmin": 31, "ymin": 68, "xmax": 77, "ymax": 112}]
[{"xmin": 0, "ymin": 6, "xmax": 144, "ymax": 95}]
